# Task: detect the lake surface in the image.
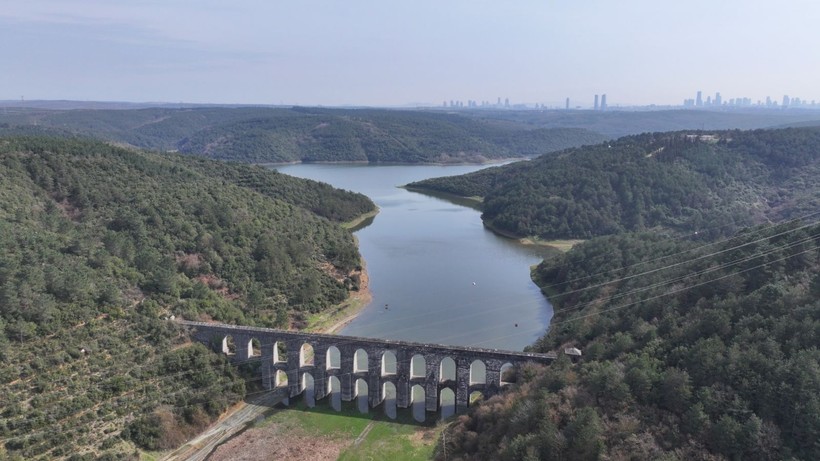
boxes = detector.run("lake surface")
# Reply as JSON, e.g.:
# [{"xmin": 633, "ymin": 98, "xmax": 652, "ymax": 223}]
[{"xmin": 274, "ymin": 163, "xmax": 553, "ymax": 351}]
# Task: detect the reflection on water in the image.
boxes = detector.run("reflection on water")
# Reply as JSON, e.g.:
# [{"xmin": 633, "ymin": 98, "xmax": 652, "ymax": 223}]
[{"xmin": 274, "ymin": 163, "xmax": 553, "ymax": 351}]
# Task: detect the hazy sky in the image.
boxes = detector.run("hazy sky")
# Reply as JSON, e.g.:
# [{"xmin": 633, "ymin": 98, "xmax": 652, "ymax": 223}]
[{"xmin": 2, "ymin": 0, "xmax": 819, "ymax": 107}]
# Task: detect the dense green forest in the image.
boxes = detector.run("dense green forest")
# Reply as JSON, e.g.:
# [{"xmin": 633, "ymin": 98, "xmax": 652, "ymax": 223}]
[
  {"xmin": 410, "ymin": 127, "xmax": 820, "ymax": 240},
  {"xmin": 460, "ymin": 108, "xmax": 820, "ymax": 138},
  {"xmin": 440, "ymin": 221, "xmax": 820, "ymax": 460},
  {"xmin": 0, "ymin": 136, "xmax": 374, "ymax": 459},
  {"xmin": 0, "ymin": 107, "xmax": 606, "ymax": 163}
]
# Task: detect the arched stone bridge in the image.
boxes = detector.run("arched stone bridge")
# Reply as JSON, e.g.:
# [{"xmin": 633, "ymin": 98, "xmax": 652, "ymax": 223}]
[{"xmin": 179, "ymin": 320, "xmax": 555, "ymax": 414}]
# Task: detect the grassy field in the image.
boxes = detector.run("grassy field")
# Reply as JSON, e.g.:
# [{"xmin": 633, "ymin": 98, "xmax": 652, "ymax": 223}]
[
  {"xmin": 519, "ymin": 237, "xmax": 585, "ymax": 252},
  {"xmin": 258, "ymin": 399, "xmax": 443, "ymax": 461}
]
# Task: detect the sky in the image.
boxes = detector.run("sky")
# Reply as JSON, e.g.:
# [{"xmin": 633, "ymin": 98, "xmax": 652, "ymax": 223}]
[{"xmin": 2, "ymin": 0, "xmax": 819, "ymax": 107}]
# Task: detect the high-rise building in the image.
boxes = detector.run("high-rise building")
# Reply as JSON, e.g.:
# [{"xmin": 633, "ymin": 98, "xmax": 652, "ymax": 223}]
[
  {"xmin": 504, "ymin": 98, "xmax": 509, "ymax": 108},
  {"xmin": 565, "ymin": 97, "xmax": 570, "ymax": 110},
  {"xmin": 594, "ymin": 94, "xmax": 599, "ymax": 110},
  {"xmin": 696, "ymin": 91, "xmax": 703, "ymax": 107},
  {"xmin": 601, "ymin": 94, "xmax": 607, "ymax": 110},
  {"xmin": 783, "ymin": 95, "xmax": 790, "ymax": 108},
  {"xmin": 715, "ymin": 92, "xmax": 722, "ymax": 106}
]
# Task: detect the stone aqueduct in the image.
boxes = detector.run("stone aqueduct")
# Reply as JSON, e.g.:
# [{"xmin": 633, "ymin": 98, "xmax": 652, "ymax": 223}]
[{"xmin": 180, "ymin": 321, "xmax": 555, "ymax": 414}]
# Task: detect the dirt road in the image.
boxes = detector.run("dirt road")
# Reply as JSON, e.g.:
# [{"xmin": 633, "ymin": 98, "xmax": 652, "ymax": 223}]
[{"xmin": 161, "ymin": 389, "xmax": 286, "ymax": 461}]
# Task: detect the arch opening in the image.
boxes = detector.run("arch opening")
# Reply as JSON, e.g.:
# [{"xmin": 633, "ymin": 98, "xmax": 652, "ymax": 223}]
[
  {"xmin": 354, "ymin": 349, "xmax": 368, "ymax": 373},
  {"xmin": 326, "ymin": 346, "xmax": 340, "ymax": 370},
  {"xmin": 440, "ymin": 388, "xmax": 455, "ymax": 420},
  {"xmin": 382, "ymin": 382, "xmax": 397, "ymax": 419},
  {"xmin": 221, "ymin": 335, "xmax": 235, "ymax": 355},
  {"xmin": 469, "ymin": 359, "xmax": 486, "ymax": 385},
  {"xmin": 328, "ymin": 376, "xmax": 342, "ymax": 412},
  {"xmin": 411, "ymin": 354, "xmax": 426, "ymax": 379},
  {"xmin": 274, "ymin": 370, "xmax": 288, "ymax": 388},
  {"xmin": 354, "ymin": 378, "xmax": 369, "ymax": 414},
  {"xmin": 273, "ymin": 341, "xmax": 287, "ymax": 364},
  {"xmin": 248, "ymin": 338, "xmax": 261, "ymax": 358},
  {"xmin": 411, "ymin": 384, "xmax": 426, "ymax": 423},
  {"xmin": 301, "ymin": 372, "xmax": 315, "ymax": 408},
  {"xmin": 439, "ymin": 357, "xmax": 455, "ymax": 383},
  {"xmin": 500, "ymin": 363, "xmax": 515, "ymax": 386},
  {"xmin": 300, "ymin": 343, "xmax": 315, "ymax": 367},
  {"xmin": 381, "ymin": 351, "xmax": 397, "ymax": 376},
  {"xmin": 469, "ymin": 391, "xmax": 484, "ymax": 406}
]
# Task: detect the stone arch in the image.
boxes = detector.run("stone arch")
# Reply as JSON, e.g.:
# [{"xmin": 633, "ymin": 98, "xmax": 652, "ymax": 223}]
[
  {"xmin": 274, "ymin": 369, "xmax": 288, "ymax": 388},
  {"xmin": 500, "ymin": 362, "xmax": 515, "ymax": 386},
  {"xmin": 301, "ymin": 372, "xmax": 314, "ymax": 392},
  {"xmin": 326, "ymin": 346, "xmax": 340, "ymax": 370},
  {"xmin": 469, "ymin": 359, "xmax": 486, "ymax": 385},
  {"xmin": 439, "ymin": 357, "xmax": 456, "ymax": 383},
  {"xmin": 328, "ymin": 375, "xmax": 341, "ymax": 394},
  {"xmin": 411, "ymin": 384, "xmax": 425, "ymax": 404},
  {"xmin": 382, "ymin": 381, "xmax": 397, "ymax": 419},
  {"xmin": 411, "ymin": 354, "xmax": 426, "ymax": 379},
  {"xmin": 273, "ymin": 341, "xmax": 287, "ymax": 364},
  {"xmin": 300, "ymin": 343, "xmax": 314, "ymax": 367},
  {"xmin": 328, "ymin": 376, "xmax": 342, "ymax": 412},
  {"xmin": 354, "ymin": 378, "xmax": 369, "ymax": 414},
  {"xmin": 221, "ymin": 335, "xmax": 235, "ymax": 355},
  {"xmin": 440, "ymin": 388, "xmax": 456, "ymax": 419},
  {"xmin": 354, "ymin": 349, "xmax": 368, "ymax": 373},
  {"xmin": 381, "ymin": 351, "xmax": 397, "ymax": 376},
  {"xmin": 248, "ymin": 338, "xmax": 261, "ymax": 358}
]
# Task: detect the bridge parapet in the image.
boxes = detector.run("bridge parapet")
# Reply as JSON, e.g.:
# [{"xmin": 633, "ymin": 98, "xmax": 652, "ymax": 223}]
[{"xmin": 178, "ymin": 320, "xmax": 555, "ymax": 415}]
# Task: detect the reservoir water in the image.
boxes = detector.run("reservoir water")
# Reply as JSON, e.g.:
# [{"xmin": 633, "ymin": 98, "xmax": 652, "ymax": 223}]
[{"xmin": 274, "ymin": 163, "xmax": 553, "ymax": 351}]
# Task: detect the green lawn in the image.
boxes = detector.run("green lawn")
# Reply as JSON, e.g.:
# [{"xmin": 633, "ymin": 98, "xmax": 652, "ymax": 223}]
[{"xmin": 262, "ymin": 400, "xmax": 443, "ymax": 461}]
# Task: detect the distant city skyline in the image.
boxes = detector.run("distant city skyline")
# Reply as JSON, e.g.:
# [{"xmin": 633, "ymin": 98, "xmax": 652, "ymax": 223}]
[{"xmin": 2, "ymin": 1, "xmax": 819, "ymax": 107}]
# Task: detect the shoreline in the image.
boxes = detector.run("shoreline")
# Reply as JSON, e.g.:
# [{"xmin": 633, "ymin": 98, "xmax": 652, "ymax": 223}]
[{"xmin": 310, "ymin": 262, "xmax": 373, "ymax": 334}]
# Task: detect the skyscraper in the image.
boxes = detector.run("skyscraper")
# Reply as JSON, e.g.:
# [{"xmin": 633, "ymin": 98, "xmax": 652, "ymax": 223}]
[
  {"xmin": 715, "ymin": 92, "xmax": 722, "ymax": 106},
  {"xmin": 565, "ymin": 97, "xmax": 570, "ymax": 110},
  {"xmin": 696, "ymin": 91, "xmax": 703, "ymax": 107},
  {"xmin": 601, "ymin": 94, "xmax": 607, "ymax": 110},
  {"xmin": 594, "ymin": 94, "xmax": 599, "ymax": 110}
]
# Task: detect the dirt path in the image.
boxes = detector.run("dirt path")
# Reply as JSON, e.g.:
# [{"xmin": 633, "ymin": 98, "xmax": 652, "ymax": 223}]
[
  {"xmin": 352, "ymin": 421, "xmax": 375, "ymax": 447},
  {"xmin": 160, "ymin": 390, "xmax": 285, "ymax": 461}
]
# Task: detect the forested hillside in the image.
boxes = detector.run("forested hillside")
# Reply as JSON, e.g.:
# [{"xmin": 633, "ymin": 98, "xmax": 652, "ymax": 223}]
[
  {"xmin": 410, "ymin": 127, "xmax": 820, "ymax": 240},
  {"xmin": 462, "ymin": 108, "xmax": 820, "ymax": 138},
  {"xmin": 0, "ymin": 107, "xmax": 606, "ymax": 163},
  {"xmin": 441, "ymin": 221, "xmax": 820, "ymax": 460},
  {"xmin": 0, "ymin": 136, "xmax": 374, "ymax": 459}
]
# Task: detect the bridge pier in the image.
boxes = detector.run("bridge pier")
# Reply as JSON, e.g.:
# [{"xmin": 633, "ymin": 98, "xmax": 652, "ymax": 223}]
[
  {"xmin": 455, "ymin": 357, "xmax": 470, "ymax": 413},
  {"xmin": 396, "ymin": 349, "xmax": 411, "ymax": 408},
  {"xmin": 313, "ymin": 345, "xmax": 328, "ymax": 399},
  {"xmin": 485, "ymin": 361, "xmax": 502, "ymax": 398},
  {"xmin": 425, "ymin": 354, "xmax": 439, "ymax": 412},
  {"xmin": 367, "ymin": 347, "xmax": 382, "ymax": 407},
  {"xmin": 340, "ymin": 345, "xmax": 356, "ymax": 401}
]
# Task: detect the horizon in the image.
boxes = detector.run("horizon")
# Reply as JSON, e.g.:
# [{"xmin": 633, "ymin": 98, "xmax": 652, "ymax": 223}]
[{"xmin": 3, "ymin": 1, "xmax": 820, "ymax": 107}]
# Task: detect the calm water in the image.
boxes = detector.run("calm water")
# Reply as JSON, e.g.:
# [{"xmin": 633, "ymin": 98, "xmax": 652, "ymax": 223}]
[{"xmin": 274, "ymin": 163, "xmax": 553, "ymax": 351}]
